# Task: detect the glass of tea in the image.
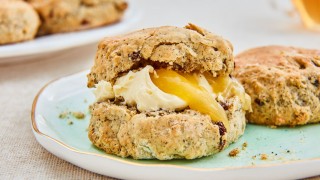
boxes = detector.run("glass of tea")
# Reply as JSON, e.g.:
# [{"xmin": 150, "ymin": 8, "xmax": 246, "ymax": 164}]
[{"xmin": 292, "ymin": 0, "xmax": 320, "ymax": 30}]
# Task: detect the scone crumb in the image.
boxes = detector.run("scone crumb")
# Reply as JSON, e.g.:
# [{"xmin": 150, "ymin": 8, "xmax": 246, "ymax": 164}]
[
  {"xmin": 59, "ymin": 111, "xmax": 69, "ymax": 119},
  {"xmin": 229, "ymin": 148, "xmax": 240, "ymax": 157},
  {"xmin": 72, "ymin": 111, "xmax": 85, "ymax": 119},
  {"xmin": 67, "ymin": 120, "xmax": 73, "ymax": 125},
  {"xmin": 260, "ymin": 154, "xmax": 268, "ymax": 160},
  {"xmin": 242, "ymin": 142, "xmax": 248, "ymax": 150},
  {"xmin": 59, "ymin": 110, "xmax": 86, "ymax": 120}
]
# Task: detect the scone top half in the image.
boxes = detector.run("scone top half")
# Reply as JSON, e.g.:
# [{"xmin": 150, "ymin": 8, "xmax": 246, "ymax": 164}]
[
  {"xmin": 87, "ymin": 24, "xmax": 251, "ymax": 160},
  {"xmin": 88, "ymin": 23, "xmax": 234, "ymax": 85}
]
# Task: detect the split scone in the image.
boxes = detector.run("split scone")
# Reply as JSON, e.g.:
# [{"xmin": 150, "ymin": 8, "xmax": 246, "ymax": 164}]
[
  {"xmin": 27, "ymin": 0, "xmax": 127, "ymax": 35},
  {"xmin": 234, "ymin": 46, "xmax": 320, "ymax": 126},
  {"xmin": 87, "ymin": 24, "xmax": 251, "ymax": 160},
  {"xmin": 0, "ymin": 0, "xmax": 40, "ymax": 45}
]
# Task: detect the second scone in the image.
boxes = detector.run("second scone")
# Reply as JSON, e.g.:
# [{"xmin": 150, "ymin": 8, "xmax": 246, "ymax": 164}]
[
  {"xmin": 87, "ymin": 24, "xmax": 251, "ymax": 160},
  {"xmin": 234, "ymin": 45, "xmax": 320, "ymax": 126}
]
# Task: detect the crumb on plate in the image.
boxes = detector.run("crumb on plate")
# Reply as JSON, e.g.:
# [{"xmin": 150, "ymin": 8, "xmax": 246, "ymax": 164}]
[
  {"xmin": 242, "ymin": 142, "xmax": 247, "ymax": 150},
  {"xmin": 59, "ymin": 111, "xmax": 69, "ymax": 119},
  {"xmin": 260, "ymin": 154, "xmax": 268, "ymax": 160},
  {"xmin": 229, "ymin": 148, "xmax": 240, "ymax": 157},
  {"xmin": 72, "ymin": 111, "xmax": 85, "ymax": 119}
]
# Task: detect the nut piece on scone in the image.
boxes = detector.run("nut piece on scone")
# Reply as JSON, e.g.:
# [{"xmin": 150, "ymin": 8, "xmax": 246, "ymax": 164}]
[
  {"xmin": 87, "ymin": 24, "xmax": 251, "ymax": 160},
  {"xmin": 0, "ymin": 0, "xmax": 40, "ymax": 45},
  {"xmin": 234, "ymin": 45, "xmax": 320, "ymax": 126},
  {"xmin": 26, "ymin": 0, "xmax": 127, "ymax": 35}
]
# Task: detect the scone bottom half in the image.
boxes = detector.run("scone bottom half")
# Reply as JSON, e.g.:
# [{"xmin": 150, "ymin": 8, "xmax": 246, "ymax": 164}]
[{"xmin": 87, "ymin": 24, "xmax": 251, "ymax": 160}]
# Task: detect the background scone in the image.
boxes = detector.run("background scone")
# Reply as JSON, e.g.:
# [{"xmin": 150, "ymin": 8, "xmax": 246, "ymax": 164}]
[
  {"xmin": 87, "ymin": 24, "xmax": 251, "ymax": 160},
  {"xmin": 27, "ymin": 0, "xmax": 127, "ymax": 35},
  {"xmin": 234, "ymin": 45, "xmax": 320, "ymax": 126},
  {"xmin": 0, "ymin": 0, "xmax": 40, "ymax": 45}
]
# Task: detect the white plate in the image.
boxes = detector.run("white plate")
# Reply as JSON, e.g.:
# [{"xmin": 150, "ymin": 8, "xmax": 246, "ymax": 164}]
[
  {"xmin": 0, "ymin": 2, "xmax": 141, "ymax": 64},
  {"xmin": 31, "ymin": 71, "xmax": 320, "ymax": 180}
]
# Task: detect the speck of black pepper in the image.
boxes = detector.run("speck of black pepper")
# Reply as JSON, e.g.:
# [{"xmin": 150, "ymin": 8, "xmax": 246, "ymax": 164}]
[
  {"xmin": 312, "ymin": 79, "xmax": 319, "ymax": 87},
  {"xmin": 254, "ymin": 98, "xmax": 265, "ymax": 106},
  {"xmin": 129, "ymin": 51, "xmax": 141, "ymax": 61},
  {"xmin": 287, "ymin": 150, "xmax": 290, "ymax": 153}
]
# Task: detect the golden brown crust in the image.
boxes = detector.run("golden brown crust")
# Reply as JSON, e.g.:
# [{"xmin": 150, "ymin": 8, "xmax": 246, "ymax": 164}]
[
  {"xmin": 234, "ymin": 45, "xmax": 320, "ymax": 126},
  {"xmin": 88, "ymin": 96, "xmax": 246, "ymax": 160},
  {"xmin": 0, "ymin": 0, "xmax": 40, "ymax": 45},
  {"xmin": 87, "ymin": 24, "xmax": 234, "ymax": 87},
  {"xmin": 27, "ymin": 0, "xmax": 127, "ymax": 35}
]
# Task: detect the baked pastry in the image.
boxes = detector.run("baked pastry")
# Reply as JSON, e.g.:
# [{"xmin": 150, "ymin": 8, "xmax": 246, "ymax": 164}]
[
  {"xmin": 0, "ymin": 0, "xmax": 40, "ymax": 45},
  {"xmin": 234, "ymin": 45, "xmax": 320, "ymax": 126},
  {"xmin": 87, "ymin": 24, "xmax": 251, "ymax": 160},
  {"xmin": 27, "ymin": 0, "xmax": 127, "ymax": 35}
]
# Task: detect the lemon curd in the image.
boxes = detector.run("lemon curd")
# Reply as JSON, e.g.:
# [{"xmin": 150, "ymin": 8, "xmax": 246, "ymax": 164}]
[
  {"xmin": 151, "ymin": 69, "xmax": 251, "ymax": 132},
  {"xmin": 204, "ymin": 73, "xmax": 251, "ymax": 111}
]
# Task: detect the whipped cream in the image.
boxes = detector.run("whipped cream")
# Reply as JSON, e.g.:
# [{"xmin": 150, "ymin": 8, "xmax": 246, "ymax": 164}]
[
  {"xmin": 94, "ymin": 81, "xmax": 115, "ymax": 101},
  {"xmin": 95, "ymin": 65, "xmax": 188, "ymax": 111}
]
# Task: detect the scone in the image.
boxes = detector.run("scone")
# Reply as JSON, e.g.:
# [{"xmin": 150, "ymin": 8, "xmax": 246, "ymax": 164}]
[
  {"xmin": 234, "ymin": 45, "xmax": 320, "ymax": 126},
  {"xmin": 26, "ymin": 0, "xmax": 127, "ymax": 35},
  {"xmin": 0, "ymin": 0, "xmax": 40, "ymax": 45},
  {"xmin": 87, "ymin": 24, "xmax": 251, "ymax": 160}
]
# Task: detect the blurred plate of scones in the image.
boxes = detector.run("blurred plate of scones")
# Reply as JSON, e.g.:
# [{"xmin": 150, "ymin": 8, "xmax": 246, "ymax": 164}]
[{"xmin": 0, "ymin": 0, "xmax": 140, "ymax": 63}]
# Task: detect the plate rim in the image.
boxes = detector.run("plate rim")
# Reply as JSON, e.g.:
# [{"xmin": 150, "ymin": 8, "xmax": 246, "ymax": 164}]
[{"xmin": 31, "ymin": 70, "xmax": 320, "ymax": 172}]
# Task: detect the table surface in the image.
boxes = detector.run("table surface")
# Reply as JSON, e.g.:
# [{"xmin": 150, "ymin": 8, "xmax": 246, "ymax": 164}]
[{"xmin": 1, "ymin": 0, "xmax": 320, "ymax": 179}]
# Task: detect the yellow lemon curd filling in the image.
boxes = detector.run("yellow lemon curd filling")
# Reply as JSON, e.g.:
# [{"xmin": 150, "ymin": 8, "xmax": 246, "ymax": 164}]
[
  {"xmin": 151, "ymin": 69, "xmax": 251, "ymax": 132},
  {"xmin": 94, "ymin": 65, "xmax": 251, "ymax": 133}
]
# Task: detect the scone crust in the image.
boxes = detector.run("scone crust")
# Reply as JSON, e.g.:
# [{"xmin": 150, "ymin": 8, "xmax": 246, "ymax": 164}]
[
  {"xmin": 88, "ymin": 97, "xmax": 245, "ymax": 160},
  {"xmin": 234, "ymin": 45, "xmax": 320, "ymax": 126},
  {"xmin": 27, "ymin": 0, "xmax": 127, "ymax": 35},
  {"xmin": 0, "ymin": 0, "xmax": 40, "ymax": 45},
  {"xmin": 87, "ymin": 24, "xmax": 234, "ymax": 87}
]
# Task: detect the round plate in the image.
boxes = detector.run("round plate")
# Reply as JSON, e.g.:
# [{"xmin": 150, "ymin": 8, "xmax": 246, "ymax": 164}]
[
  {"xmin": 31, "ymin": 71, "xmax": 320, "ymax": 180},
  {"xmin": 0, "ymin": 3, "xmax": 141, "ymax": 64}
]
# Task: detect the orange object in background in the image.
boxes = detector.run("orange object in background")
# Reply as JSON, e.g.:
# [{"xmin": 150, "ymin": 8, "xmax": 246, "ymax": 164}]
[{"xmin": 292, "ymin": 0, "xmax": 320, "ymax": 30}]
